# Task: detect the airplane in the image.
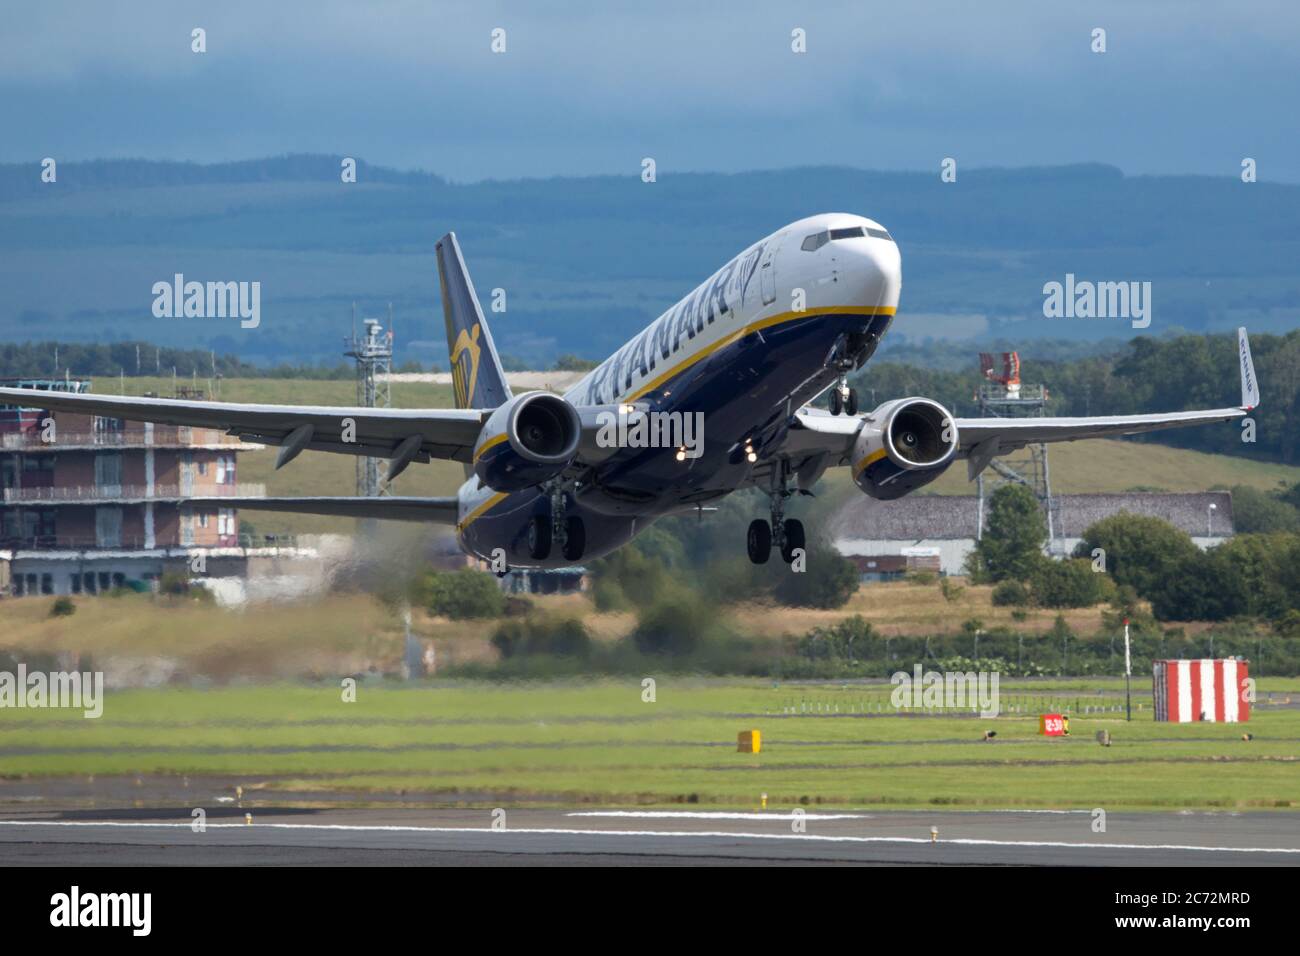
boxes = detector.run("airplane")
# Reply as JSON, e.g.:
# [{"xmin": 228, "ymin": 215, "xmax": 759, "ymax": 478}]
[{"xmin": 0, "ymin": 214, "xmax": 1261, "ymax": 571}]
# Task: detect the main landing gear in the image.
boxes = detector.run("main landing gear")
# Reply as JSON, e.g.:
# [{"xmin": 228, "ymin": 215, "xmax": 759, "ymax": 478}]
[
  {"xmin": 828, "ymin": 375, "xmax": 858, "ymax": 416},
  {"xmin": 747, "ymin": 462, "xmax": 806, "ymax": 565},
  {"xmin": 528, "ymin": 485, "xmax": 586, "ymax": 562}
]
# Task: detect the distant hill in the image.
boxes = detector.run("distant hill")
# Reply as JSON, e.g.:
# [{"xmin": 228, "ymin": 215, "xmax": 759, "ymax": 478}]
[{"xmin": 2, "ymin": 156, "xmax": 1298, "ymax": 366}]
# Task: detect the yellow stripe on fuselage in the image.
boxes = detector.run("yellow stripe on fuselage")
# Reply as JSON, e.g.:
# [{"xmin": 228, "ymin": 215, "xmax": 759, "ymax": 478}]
[
  {"xmin": 625, "ymin": 305, "xmax": 894, "ymax": 403},
  {"xmin": 457, "ymin": 491, "xmax": 510, "ymax": 532}
]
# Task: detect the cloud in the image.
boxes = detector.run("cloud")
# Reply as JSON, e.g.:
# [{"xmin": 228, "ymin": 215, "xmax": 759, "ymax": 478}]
[{"xmin": 3, "ymin": 0, "xmax": 1298, "ymax": 181}]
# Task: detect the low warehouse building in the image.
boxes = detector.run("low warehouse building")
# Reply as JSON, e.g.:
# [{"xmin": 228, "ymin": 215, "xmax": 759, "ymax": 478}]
[{"xmin": 830, "ymin": 491, "xmax": 1234, "ymax": 576}]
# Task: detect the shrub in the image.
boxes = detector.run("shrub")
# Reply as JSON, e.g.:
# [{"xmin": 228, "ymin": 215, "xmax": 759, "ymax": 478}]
[
  {"xmin": 797, "ymin": 615, "xmax": 879, "ymax": 661},
  {"xmin": 991, "ymin": 580, "xmax": 1030, "ymax": 607},
  {"xmin": 158, "ymin": 570, "xmax": 192, "ymax": 596},
  {"xmin": 628, "ymin": 588, "xmax": 737, "ymax": 658},
  {"xmin": 968, "ymin": 485, "xmax": 1047, "ymax": 582},
  {"xmin": 772, "ymin": 543, "xmax": 859, "ymax": 609},
  {"xmin": 1030, "ymin": 558, "xmax": 1110, "ymax": 608},
  {"xmin": 503, "ymin": 596, "xmax": 534, "ymax": 617},
  {"xmin": 49, "ymin": 596, "xmax": 76, "ymax": 617},
  {"xmin": 414, "ymin": 568, "xmax": 504, "ymax": 619},
  {"xmin": 491, "ymin": 616, "xmax": 591, "ymax": 659},
  {"xmin": 1074, "ymin": 513, "xmax": 1199, "ymax": 598}
]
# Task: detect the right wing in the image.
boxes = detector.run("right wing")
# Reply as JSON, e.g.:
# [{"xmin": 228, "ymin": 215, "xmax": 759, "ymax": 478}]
[{"xmin": 0, "ymin": 387, "xmax": 488, "ymax": 478}]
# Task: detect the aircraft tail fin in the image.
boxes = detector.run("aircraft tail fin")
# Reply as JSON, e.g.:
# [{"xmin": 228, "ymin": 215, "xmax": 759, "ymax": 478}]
[{"xmin": 436, "ymin": 232, "xmax": 513, "ymax": 411}]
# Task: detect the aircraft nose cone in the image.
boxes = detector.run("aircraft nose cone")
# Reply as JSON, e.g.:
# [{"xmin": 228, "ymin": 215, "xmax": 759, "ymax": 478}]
[{"xmin": 849, "ymin": 229, "xmax": 902, "ymax": 310}]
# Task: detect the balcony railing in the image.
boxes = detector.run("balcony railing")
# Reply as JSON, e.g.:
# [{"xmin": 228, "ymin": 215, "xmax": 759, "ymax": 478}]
[
  {"xmin": 1, "ymin": 430, "xmax": 256, "ymax": 451},
  {"xmin": 2, "ymin": 483, "xmax": 267, "ymax": 503},
  {"xmin": 0, "ymin": 532, "xmax": 289, "ymax": 552}
]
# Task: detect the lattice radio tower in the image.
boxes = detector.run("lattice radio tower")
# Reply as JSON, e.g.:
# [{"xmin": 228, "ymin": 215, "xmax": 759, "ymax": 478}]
[
  {"xmin": 343, "ymin": 303, "xmax": 393, "ymax": 497},
  {"xmin": 975, "ymin": 351, "xmax": 1059, "ymax": 548}
]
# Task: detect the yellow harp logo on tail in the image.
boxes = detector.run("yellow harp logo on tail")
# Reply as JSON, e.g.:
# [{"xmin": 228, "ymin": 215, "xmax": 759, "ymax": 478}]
[{"xmin": 450, "ymin": 324, "xmax": 482, "ymax": 408}]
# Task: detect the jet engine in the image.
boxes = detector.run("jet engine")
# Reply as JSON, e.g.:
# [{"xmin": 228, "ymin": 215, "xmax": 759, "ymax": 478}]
[
  {"xmin": 472, "ymin": 391, "xmax": 581, "ymax": 492},
  {"xmin": 850, "ymin": 397, "xmax": 958, "ymax": 500}
]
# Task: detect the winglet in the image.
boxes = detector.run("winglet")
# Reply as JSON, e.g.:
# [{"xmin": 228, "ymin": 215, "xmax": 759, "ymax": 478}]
[{"xmin": 1238, "ymin": 327, "xmax": 1260, "ymax": 410}]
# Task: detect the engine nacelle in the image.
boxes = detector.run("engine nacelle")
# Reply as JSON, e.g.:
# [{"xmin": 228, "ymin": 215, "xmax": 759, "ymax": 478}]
[
  {"xmin": 851, "ymin": 397, "xmax": 958, "ymax": 500},
  {"xmin": 473, "ymin": 391, "xmax": 581, "ymax": 492}
]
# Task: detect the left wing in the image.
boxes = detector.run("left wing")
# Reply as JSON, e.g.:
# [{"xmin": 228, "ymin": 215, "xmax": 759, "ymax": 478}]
[
  {"xmin": 785, "ymin": 326, "xmax": 1260, "ymax": 481},
  {"xmin": 0, "ymin": 387, "xmax": 488, "ymax": 479}
]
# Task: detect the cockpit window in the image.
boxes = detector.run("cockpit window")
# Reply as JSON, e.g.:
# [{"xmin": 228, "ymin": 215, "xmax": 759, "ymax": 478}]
[
  {"xmin": 800, "ymin": 231, "xmax": 829, "ymax": 251},
  {"xmin": 826, "ymin": 225, "xmax": 894, "ymax": 242},
  {"xmin": 804, "ymin": 226, "xmax": 893, "ymax": 250}
]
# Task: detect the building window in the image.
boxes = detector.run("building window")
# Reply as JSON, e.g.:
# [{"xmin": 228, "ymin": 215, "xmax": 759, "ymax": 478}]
[
  {"xmin": 94, "ymin": 452, "xmax": 123, "ymax": 490},
  {"xmin": 95, "ymin": 507, "xmax": 123, "ymax": 548},
  {"xmin": 40, "ymin": 573, "xmax": 53, "ymax": 595},
  {"xmin": 70, "ymin": 574, "xmax": 82, "ymax": 594},
  {"xmin": 199, "ymin": 512, "xmax": 210, "ymax": 529},
  {"xmin": 83, "ymin": 572, "xmax": 97, "ymax": 595},
  {"xmin": 198, "ymin": 460, "xmax": 208, "ymax": 476},
  {"xmin": 217, "ymin": 508, "xmax": 235, "ymax": 536}
]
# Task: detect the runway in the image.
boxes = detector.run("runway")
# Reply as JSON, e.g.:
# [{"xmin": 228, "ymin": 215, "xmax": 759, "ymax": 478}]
[{"xmin": 1, "ymin": 807, "xmax": 1298, "ymax": 865}]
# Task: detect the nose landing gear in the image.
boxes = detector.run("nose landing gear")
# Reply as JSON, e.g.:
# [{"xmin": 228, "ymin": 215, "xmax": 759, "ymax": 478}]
[{"xmin": 829, "ymin": 375, "xmax": 858, "ymax": 416}]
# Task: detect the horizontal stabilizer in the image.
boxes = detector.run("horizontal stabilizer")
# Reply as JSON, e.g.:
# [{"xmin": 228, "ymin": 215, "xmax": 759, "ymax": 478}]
[{"xmin": 184, "ymin": 496, "xmax": 458, "ymax": 523}]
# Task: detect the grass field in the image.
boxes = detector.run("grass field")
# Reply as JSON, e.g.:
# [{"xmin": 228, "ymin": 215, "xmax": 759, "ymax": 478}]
[
  {"xmin": 89, "ymin": 376, "xmax": 1300, "ymax": 536},
  {"xmin": 1, "ymin": 681, "xmax": 1296, "ymax": 810}
]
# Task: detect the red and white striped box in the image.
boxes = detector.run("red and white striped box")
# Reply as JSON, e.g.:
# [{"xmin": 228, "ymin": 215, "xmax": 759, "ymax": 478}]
[{"xmin": 1152, "ymin": 659, "xmax": 1250, "ymax": 722}]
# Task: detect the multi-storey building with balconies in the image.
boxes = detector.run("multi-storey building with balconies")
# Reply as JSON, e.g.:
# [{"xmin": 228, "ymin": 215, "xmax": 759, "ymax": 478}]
[{"xmin": 0, "ymin": 376, "xmax": 275, "ymax": 596}]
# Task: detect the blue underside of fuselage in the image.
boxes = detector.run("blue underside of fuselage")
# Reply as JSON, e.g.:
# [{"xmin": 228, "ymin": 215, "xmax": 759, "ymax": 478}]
[{"xmin": 460, "ymin": 311, "xmax": 889, "ymax": 567}]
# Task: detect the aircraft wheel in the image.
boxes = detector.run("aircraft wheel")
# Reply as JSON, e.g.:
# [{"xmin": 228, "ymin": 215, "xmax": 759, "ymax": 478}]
[
  {"xmin": 845, "ymin": 388, "xmax": 858, "ymax": 416},
  {"xmin": 562, "ymin": 516, "xmax": 586, "ymax": 562},
  {"xmin": 829, "ymin": 389, "xmax": 844, "ymax": 416},
  {"xmin": 747, "ymin": 519, "xmax": 772, "ymax": 564},
  {"xmin": 781, "ymin": 518, "xmax": 806, "ymax": 563},
  {"xmin": 527, "ymin": 515, "xmax": 552, "ymax": 560}
]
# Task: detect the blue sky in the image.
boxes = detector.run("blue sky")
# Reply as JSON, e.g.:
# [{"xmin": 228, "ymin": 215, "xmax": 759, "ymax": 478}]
[{"xmin": 3, "ymin": 0, "xmax": 1298, "ymax": 182}]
